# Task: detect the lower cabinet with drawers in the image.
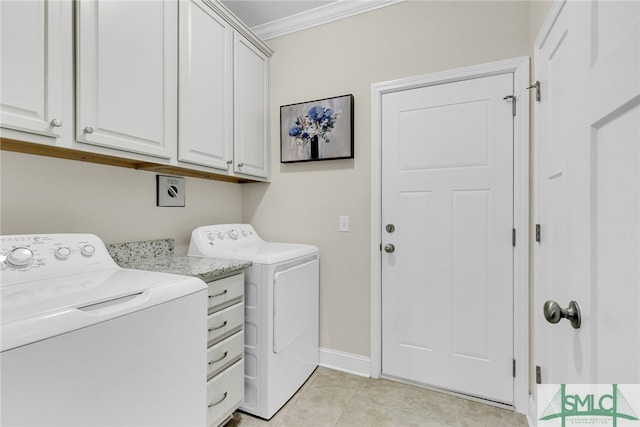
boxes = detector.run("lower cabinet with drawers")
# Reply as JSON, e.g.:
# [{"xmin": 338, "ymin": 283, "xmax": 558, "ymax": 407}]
[
  {"xmin": 205, "ymin": 272, "xmax": 245, "ymax": 427},
  {"xmin": 103, "ymin": 241, "xmax": 250, "ymax": 426}
]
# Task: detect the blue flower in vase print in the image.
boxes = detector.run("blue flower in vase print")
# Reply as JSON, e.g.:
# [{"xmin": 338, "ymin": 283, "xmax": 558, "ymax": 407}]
[
  {"xmin": 288, "ymin": 126, "xmax": 301, "ymax": 137},
  {"xmin": 289, "ymin": 105, "xmax": 340, "ymax": 146}
]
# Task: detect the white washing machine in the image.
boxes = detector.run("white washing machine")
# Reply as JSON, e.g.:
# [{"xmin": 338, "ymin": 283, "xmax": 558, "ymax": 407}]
[
  {"xmin": 0, "ymin": 234, "xmax": 207, "ymax": 426},
  {"xmin": 188, "ymin": 224, "xmax": 319, "ymax": 420}
]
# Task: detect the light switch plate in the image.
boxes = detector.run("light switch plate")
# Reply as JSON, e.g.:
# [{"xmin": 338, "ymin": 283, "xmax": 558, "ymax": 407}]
[
  {"xmin": 156, "ymin": 175, "xmax": 185, "ymax": 207},
  {"xmin": 339, "ymin": 215, "xmax": 349, "ymax": 232}
]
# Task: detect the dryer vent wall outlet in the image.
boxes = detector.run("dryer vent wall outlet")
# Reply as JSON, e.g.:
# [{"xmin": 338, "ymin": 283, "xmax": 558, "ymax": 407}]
[{"xmin": 156, "ymin": 175, "xmax": 185, "ymax": 207}]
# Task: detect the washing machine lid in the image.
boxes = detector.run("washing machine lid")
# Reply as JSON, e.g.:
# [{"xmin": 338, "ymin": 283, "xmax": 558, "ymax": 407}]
[
  {"xmin": 195, "ymin": 242, "xmax": 318, "ymax": 265},
  {"xmin": 0, "ymin": 268, "xmax": 205, "ymax": 352}
]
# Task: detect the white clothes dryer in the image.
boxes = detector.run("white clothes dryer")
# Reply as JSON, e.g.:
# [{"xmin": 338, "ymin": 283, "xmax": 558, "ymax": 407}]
[{"xmin": 189, "ymin": 224, "xmax": 319, "ymax": 420}]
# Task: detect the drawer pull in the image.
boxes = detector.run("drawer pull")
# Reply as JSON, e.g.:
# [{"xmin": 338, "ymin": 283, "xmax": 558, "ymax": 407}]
[
  {"xmin": 208, "ymin": 392, "xmax": 228, "ymax": 408},
  {"xmin": 209, "ymin": 290, "xmax": 228, "ymax": 298},
  {"xmin": 208, "ymin": 351, "xmax": 228, "ymax": 365},
  {"xmin": 208, "ymin": 321, "xmax": 227, "ymax": 332}
]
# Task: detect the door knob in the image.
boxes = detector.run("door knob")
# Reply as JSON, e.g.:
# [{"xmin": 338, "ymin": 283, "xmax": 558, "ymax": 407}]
[
  {"xmin": 543, "ymin": 300, "xmax": 581, "ymax": 329},
  {"xmin": 384, "ymin": 244, "xmax": 395, "ymax": 253}
]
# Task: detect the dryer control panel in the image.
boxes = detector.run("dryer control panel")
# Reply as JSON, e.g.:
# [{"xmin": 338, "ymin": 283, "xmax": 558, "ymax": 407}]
[{"xmin": 190, "ymin": 224, "xmax": 264, "ymax": 253}]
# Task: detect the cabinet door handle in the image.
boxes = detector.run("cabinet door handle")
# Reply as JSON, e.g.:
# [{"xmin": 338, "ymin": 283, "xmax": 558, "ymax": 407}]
[
  {"xmin": 83, "ymin": 126, "xmax": 94, "ymax": 134},
  {"xmin": 237, "ymin": 163, "xmax": 244, "ymax": 168},
  {"xmin": 50, "ymin": 118, "xmax": 62, "ymax": 127},
  {"xmin": 209, "ymin": 289, "xmax": 228, "ymax": 299},
  {"xmin": 208, "ymin": 351, "xmax": 228, "ymax": 365},
  {"xmin": 208, "ymin": 392, "xmax": 228, "ymax": 408},
  {"xmin": 208, "ymin": 321, "xmax": 227, "ymax": 332}
]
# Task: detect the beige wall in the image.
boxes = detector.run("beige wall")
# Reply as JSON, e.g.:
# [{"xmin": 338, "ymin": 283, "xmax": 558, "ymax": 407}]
[
  {"xmin": 0, "ymin": 151, "xmax": 243, "ymax": 254},
  {"xmin": 244, "ymin": 0, "xmax": 536, "ymax": 357}
]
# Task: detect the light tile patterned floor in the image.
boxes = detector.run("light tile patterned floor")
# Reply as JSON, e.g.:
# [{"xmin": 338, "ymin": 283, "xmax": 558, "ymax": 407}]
[{"xmin": 226, "ymin": 367, "xmax": 529, "ymax": 427}]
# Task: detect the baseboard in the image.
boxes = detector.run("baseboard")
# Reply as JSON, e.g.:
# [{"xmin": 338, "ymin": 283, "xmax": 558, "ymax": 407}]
[
  {"xmin": 318, "ymin": 347, "xmax": 370, "ymax": 377},
  {"xmin": 527, "ymin": 394, "xmax": 537, "ymax": 427}
]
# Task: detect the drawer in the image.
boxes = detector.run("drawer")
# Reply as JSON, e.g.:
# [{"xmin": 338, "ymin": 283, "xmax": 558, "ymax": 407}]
[
  {"xmin": 207, "ymin": 359, "xmax": 244, "ymax": 427},
  {"xmin": 208, "ymin": 301, "xmax": 243, "ymax": 346},
  {"xmin": 207, "ymin": 331, "xmax": 244, "ymax": 380},
  {"xmin": 208, "ymin": 273, "xmax": 244, "ymax": 313}
]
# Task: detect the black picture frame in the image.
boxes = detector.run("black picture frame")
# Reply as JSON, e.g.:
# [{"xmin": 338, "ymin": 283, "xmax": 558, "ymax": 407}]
[{"xmin": 280, "ymin": 94, "xmax": 354, "ymax": 163}]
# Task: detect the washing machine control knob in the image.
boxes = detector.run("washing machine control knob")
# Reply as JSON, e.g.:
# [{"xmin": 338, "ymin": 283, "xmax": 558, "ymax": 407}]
[
  {"xmin": 228, "ymin": 230, "xmax": 239, "ymax": 240},
  {"xmin": 6, "ymin": 247, "xmax": 34, "ymax": 267},
  {"xmin": 80, "ymin": 245, "xmax": 96, "ymax": 257},
  {"xmin": 241, "ymin": 229, "xmax": 248, "ymax": 237},
  {"xmin": 207, "ymin": 233, "xmax": 216, "ymax": 241},
  {"xmin": 217, "ymin": 231, "xmax": 225, "ymax": 240},
  {"xmin": 54, "ymin": 247, "xmax": 72, "ymax": 260}
]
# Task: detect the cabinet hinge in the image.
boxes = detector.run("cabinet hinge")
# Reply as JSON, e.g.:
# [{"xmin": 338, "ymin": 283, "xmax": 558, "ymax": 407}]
[
  {"xmin": 535, "ymin": 224, "xmax": 541, "ymax": 243},
  {"xmin": 503, "ymin": 95, "xmax": 516, "ymax": 116},
  {"xmin": 512, "ymin": 228, "xmax": 516, "ymax": 247},
  {"xmin": 513, "ymin": 359, "xmax": 516, "ymax": 378},
  {"xmin": 536, "ymin": 365, "xmax": 542, "ymax": 384},
  {"xmin": 527, "ymin": 81, "xmax": 541, "ymax": 102}
]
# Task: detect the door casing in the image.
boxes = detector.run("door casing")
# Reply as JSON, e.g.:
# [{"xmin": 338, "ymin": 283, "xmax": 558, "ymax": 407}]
[{"xmin": 370, "ymin": 56, "xmax": 530, "ymax": 414}]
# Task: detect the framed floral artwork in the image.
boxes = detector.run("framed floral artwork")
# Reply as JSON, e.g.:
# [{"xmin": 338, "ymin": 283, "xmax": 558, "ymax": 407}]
[{"xmin": 280, "ymin": 94, "xmax": 354, "ymax": 163}]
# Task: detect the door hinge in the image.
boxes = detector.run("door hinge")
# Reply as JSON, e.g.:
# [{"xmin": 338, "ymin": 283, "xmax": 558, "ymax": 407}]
[
  {"xmin": 513, "ymin": 359, "xmax": 516, "ymax": 378},
  {"xmin": 536, "ymin": 365, "xmax": 542, "ymax": 384},
  {"xmin": 503, "ymin": 95, "xmax": 516, "ymax": 116},
  {"xmin": 512, "ymin": 228, "xmax": 516, "ymax": 247},
  {"xmin": 535, "ymin": 224, "xmax": 541, "ymax": 243},
  {"xmin": 527, "ymin": 81, "xmax": 541, "ymax": 102}
]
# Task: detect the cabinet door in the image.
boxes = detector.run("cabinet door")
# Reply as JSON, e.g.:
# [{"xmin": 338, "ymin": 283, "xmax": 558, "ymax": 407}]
[
  {"xmin": 233, "ymin": 33, "xmax": 269, "ymax": 179},
  {"xmin": 0, "ymin": 0, "xmax": 63, "ymax": 138},
  {"xmin": 76, "ymin": 0, "xmax": 177, "ymax": 159},
  {"xmin": 178, "ymin": 0, "xmax": 233, "ymax": 171}
]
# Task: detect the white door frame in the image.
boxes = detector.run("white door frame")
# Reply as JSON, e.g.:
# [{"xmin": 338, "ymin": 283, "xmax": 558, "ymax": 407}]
[{"xmin": 370, "ymin": 56, "xmax": 530, "ymax": 414}]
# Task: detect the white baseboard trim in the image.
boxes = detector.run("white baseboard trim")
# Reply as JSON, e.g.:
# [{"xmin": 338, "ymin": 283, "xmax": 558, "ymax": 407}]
[
  {"xmin": 527, "ymin": 394, "xmax": 537, "ymax": 427},
  {"xmin": 318, "ymin": 347, "xmax": 370, "ymax": 377}
]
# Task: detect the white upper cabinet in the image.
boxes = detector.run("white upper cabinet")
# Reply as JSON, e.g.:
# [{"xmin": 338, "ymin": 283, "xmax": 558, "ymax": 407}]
[
  {"xmin": 178, "ymin": 0, "xmax": 233, "ymax": 171},
  {"xmin": 233, "ymin": 33, "xmax": 269, "ymax": 179},
  {"xmin": 1, "ymin": 0, "xmax": 271, "ymax": 182},
  {"xmin": 76, "ymin": 0, "xmax": 177, "ymax": 159},
  {"xmin": 179, "ymin": 0, "xmax": 272, "ymax": 180},
  {"xmin": 0, "ymin": 0, "xmax": 64, "ymax": 139}
]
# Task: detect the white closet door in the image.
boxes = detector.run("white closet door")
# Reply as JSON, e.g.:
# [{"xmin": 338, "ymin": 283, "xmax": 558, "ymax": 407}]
[{"xmin": 535, "ymin": 0, "xmax": 640, "ymax": 385}]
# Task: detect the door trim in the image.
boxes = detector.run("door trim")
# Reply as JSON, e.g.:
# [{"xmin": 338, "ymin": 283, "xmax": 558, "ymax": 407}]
[{"xmin": 369, "ymin": 56, "xmax": 530, "ymax": 414}]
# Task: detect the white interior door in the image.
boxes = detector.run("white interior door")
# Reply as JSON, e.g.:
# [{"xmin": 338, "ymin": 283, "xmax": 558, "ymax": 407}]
[
  {"xmin": 535, "ymin": 0, "xmax": 640, "ymax": 384},
  {"xmin": 381, "ymin": 73, "xmax": 515, "ymax": 404}
]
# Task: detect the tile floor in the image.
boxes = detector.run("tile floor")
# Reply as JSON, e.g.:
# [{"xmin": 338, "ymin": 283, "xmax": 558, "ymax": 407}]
[{"xmin": 226, "ymin": 367, "xmax": 529, "ymax": 427}]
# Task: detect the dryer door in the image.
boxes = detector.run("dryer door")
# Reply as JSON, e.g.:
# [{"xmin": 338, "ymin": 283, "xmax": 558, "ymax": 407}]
[{"xmin": 273, "ymin": 256, "xmax": 319, "ymax": 354}]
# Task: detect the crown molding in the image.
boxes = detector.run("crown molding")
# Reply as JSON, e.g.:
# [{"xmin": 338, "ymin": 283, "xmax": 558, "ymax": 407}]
[
  {"xmin": 252, "ymin": 0, "xmax": 406, "ymax": 40},
  {"xmin": 206, "ymin": 0, "xmax": 274, "ymax": 56}
]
